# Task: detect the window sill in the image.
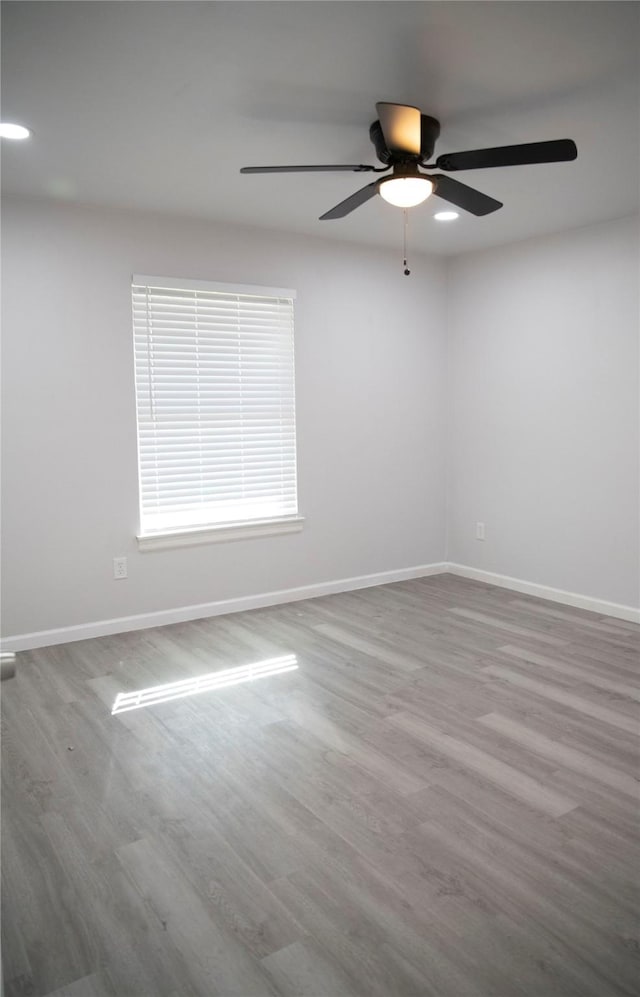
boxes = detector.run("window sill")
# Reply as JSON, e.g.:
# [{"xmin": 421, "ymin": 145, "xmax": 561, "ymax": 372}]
[{"xmin": 136, "ymin": 515, "xmax": 305, "ymax": 552}]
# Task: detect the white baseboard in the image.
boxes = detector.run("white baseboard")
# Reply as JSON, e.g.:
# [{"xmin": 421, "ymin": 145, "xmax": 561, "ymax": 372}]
[
  {"xmin": 2, "ymin": 559, "xmax": 637, "ymax": 652},
  {"xmin": 446, "ymin": 562, "xmax": 640, "ymax": 624},
  {"xmin": 0, "ymin": 562, "xmax": 448, "ymax": 652}
]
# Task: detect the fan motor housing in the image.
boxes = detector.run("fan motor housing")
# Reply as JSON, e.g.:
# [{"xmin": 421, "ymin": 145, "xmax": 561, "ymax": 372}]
[{"xmin": 369, "ymin": 114, "xmax": 441, "ymax": 164}]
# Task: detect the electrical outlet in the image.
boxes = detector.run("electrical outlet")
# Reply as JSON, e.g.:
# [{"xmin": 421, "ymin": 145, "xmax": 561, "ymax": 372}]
[
  {"xmin": 113, "ymin": 556, "xmax": 128, "ymax": 579},
  {"xmin": 476, "ymin": 522, "xmax": 486, "ymax": 541}
]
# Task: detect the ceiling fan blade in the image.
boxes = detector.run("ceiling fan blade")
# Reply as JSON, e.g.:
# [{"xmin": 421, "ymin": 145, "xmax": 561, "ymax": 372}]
[
  {"xmin": 432, "ymin": 174, "xmax": 502, "ymax": 216},
  {"xmin": 376, "ymin": 102, "xmax": 421, "ymax": 157},
  {"xmin": 240, "ymin": 164, "xmax": 377, "ymax": 174},
  {"xmin": 436, "ymin": 139, "xmax": 577, "ymax": 172},
  {"xmin": 319, "ymin": 180, "xmax": 382, "ymax": 220}
]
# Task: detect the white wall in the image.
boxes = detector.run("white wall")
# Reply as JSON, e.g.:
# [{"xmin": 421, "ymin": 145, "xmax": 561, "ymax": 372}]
[
  {"xmin": 2, "ymin": 200, "xmax": 637, "ymax": 643},
  {"xmin": 1, "ymin": 198, "xmax": 447, "ymax": 638},
  {"xmin": 447, "ymin": 216, "xmax": 640, "ymax": 608}
]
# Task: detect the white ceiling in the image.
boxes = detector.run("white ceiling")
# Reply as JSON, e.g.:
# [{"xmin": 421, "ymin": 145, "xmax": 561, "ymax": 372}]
[{"xmin": 2, "ymin": 1, "xmax": 638, "ymax": 256}]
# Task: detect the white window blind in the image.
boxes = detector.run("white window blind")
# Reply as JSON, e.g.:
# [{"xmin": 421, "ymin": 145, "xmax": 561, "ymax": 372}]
[{"xmin": 132, "ymin": 275, "xmax": 298, "ymax": 537}]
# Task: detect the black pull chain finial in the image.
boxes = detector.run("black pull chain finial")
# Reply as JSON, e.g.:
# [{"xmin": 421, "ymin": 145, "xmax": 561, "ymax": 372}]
[{"xmin": 403, "ymin": 209, "xmax": 410, "ymax": 276}]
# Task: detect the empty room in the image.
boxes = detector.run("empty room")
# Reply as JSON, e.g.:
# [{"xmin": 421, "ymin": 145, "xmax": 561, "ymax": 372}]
[{"xmin": 1, "ymin": 2, "xmax": 638, "ymax": 996}]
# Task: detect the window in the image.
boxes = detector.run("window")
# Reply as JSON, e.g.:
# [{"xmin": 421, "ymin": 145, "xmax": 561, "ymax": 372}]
[{"xmin": 132, "ymin": 275, "xmax": 301, "ymax": 550}]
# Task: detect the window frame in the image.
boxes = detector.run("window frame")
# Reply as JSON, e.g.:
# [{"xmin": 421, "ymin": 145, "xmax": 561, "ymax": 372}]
[{"xmin": 131, "ymin": 274, "xmax": 304, "ymax": 551}]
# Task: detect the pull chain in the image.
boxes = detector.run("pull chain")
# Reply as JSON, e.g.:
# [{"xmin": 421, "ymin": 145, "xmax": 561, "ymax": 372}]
[{"xmin": 402, "ymin": 209, "xmax": 411, "ymax": 276}]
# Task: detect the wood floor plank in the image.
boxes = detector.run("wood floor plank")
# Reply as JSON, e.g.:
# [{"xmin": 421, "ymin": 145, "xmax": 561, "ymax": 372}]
[
  {"xmin": 387, "ymin": 711, "xmax": 579, "ymax": 817},
  {"xmin": 448, "ymin": 607, "xmax": 570, "ymax": 646},
  {"xmin": 116, "ymin": 836, "xmax": 277, "ymax": 996},
  {"xmin": 42, "ymin": 970, "xmax": 117, "ymax": 997},
  {"xmin": 482, "ymin": 663, "xmax": 640, "ymax": 735},
  {"xmin": 497, "ymin": 644, "xmax": 640, "ymax": 701},
  {"xmin": 478, "ymin": 711, "xmax": 640, "ymax": 798},
  {"xmin": 261, "ymin": 940, "xmax": 363, "ymax": 997},
  {"xmin": 2, "ymin": 574, "xmax": 639, "ymax": 996},
  {"xmin": 311, "ymin": 621, "xmax": 425, "ymax": 673}
]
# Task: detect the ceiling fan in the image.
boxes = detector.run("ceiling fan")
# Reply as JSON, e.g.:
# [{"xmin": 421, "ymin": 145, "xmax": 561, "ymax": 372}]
[{"xmin": 240, "ymin": 102, "xmax": 577, "ymax": 220}]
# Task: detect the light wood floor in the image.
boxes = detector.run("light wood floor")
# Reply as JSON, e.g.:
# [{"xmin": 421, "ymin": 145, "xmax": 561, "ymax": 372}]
[{"xmin": 2, "ymin": 574, "xmax": 639, "ymax": 997}]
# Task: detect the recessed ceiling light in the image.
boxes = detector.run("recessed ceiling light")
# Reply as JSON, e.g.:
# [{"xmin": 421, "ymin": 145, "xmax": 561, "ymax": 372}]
[
  {"xmin": 0, "ymin": 122, "xmax": 31, "ymax": 140},
  {"xmin": 434, "ymin": 211, "xmax": 459, "ymax": 222}
]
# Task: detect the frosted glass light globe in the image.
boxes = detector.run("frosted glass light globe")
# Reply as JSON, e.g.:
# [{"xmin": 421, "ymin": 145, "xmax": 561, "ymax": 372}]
[{"xmin": 380, "ymin": 176, "xmax": 433, "ymax": 208}]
